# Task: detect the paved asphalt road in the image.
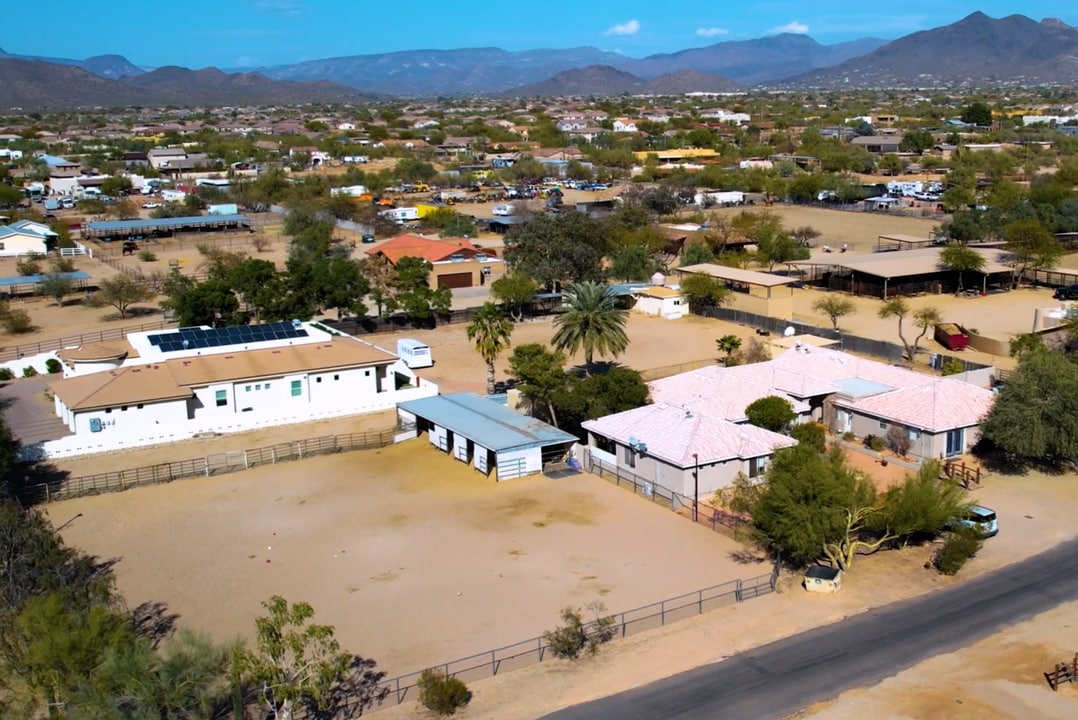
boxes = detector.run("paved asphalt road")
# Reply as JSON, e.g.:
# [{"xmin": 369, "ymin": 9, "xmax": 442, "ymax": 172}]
[{"xmin": 544, "ymin": 537, "xmax": 1078, "ymax": 720}]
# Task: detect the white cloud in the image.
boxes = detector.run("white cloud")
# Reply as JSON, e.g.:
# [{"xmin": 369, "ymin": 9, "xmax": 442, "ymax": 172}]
[
  {"xmin": 696, "ymin": 27, "xmax": 729, "ymax": 38},
  {"xmin": 767, "ymin": 21, "xmax": 810, "ymax": 34},
  {"xmin": 604, "ymin": 20, "xmax": 641, "ymax": 37}
]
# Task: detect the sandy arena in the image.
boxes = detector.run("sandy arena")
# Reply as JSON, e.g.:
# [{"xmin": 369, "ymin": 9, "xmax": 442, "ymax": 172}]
[{"xmin": 51, "ymin": 440, "xmax": 763, "ymax": 679}]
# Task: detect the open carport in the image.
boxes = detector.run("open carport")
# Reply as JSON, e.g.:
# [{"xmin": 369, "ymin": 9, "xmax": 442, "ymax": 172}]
[{"xmin": 397, "ymin": 392, "xmax": 577, "ymax": 480}]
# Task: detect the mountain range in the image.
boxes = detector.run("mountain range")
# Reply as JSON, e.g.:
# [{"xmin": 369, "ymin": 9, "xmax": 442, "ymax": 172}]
[
  {"xmin": 0, "ymin": 13, "xmax": 1076, "ymax": 108},
  {"xmin": 0, "ymin": 60, "xmax": 371, "ymax": 110}
]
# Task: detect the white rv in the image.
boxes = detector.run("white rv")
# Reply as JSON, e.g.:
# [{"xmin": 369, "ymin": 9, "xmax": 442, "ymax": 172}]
[
  {"xmin": 381, "ymin": 207, "xmax": 420, "ymax": 224},
  {"xmin": 397, "ymin": 338, "xmax": 433, "ymax": 368}
]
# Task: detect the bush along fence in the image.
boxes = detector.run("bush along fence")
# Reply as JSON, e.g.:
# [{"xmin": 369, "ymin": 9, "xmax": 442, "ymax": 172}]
[
  {"xmin": 695, "ymin": 305, "xmax": 994, "ymax": 375},
  {"xmin": 367, "ymin": 566, "xmax": 779, "ymax": 710},
  {"xmin": 16, "ymin": 429, "xmax": 395, "ymax": 505}
]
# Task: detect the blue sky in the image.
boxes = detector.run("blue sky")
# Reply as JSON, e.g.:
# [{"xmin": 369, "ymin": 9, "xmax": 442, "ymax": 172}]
[{"xmin": 3, "ymin": 1, "xmax": 1075, "ymax": 69}]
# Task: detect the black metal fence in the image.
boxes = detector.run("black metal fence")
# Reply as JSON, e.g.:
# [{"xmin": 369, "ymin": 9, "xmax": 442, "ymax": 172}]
[
  {"xmin": 0, "ymin": 320, "xmax": 178, "ymax": 363},
  {"xmin": 17, "ymin": 429, "xmax": 396, "ymax": 505},
  {"xmin": 369, "ymin": 569, "xmax": 778, "ymax": 709},
  {"xmin": 695, "ymin": 305, "xmax": 992, "ymax": 372}
]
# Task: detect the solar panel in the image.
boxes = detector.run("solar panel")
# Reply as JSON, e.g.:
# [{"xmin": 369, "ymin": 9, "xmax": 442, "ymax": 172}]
[
  {"xmin": 150, "ymin": 321, "xmax": 311, "ymax": 353},
  {"xmin": 148, "ymin": 335, "xmax": 162, "ymax": 346}
]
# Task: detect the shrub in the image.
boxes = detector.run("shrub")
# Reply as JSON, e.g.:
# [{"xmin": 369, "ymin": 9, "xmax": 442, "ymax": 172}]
[
  {"xmin": 863, "ymin": 434, "xmax": 885, "ymax": 452},
  {"xmin": 44, "ymin": 358, "xmax": 62, "ymax": 375},
  {"xmin": 251, "ymin": 235, "xmax": 271, "ymax": 252},
  {"xmin": 744, "ymin": 396, "xmax": 796, "ymax": 433},
  {"xmin": 1, "ymin": 309, "xmax": 33, "ymax": 334},
  {"xmin": 885, "ymin": 424, "xmax": 912, "ymax": 457},
  {"xmin": 933, "ymin": 527, "xmax": 984, "ymax": 575},
  {"xmin": 137, "ymin": 249, "xmax": 157, "ymax": 262},
  {"xmin": 51, "ymin": 256, "xmax": 76, "ymax": 273},
  {"xmin": 791, "ymin": 422, "xmax": 827, "ymax": 452},
  {"xmin": 842, "ymin": 431, "xmax": 856, "ymax": 442},
  {"xmin": 0, "ymin": 368, "xmax": 13, "ymax": 381},
  {"xmin": 543, "ymin": 603, "xmax": 617, "ymax": 660},
  {"xmin": 22, "ymin": 366, "xmax": 37, "ymax": 378},
  {"xmin": 941, "ymin": 359, "xmax": 965, "ymax": 376},
  {"xmin": 417, "ymin": 668, "xmax": 472, "ymax": 716},
  {"xmin": 15, "ymin": 255, "xmax": 42, "ymax": 276}
]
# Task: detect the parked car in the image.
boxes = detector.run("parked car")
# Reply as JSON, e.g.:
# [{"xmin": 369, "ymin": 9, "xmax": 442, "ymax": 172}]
[
  {"xmin": 950, "ymin": 504, "xmax": 998, "ymax": 537},
  {"xmin": 1053, "ymin": 284, "xmax": 1078, "ymax": 301},
  {"xmin": 142, "ymin": 202, "xmax": 162, "ymax": 209}
]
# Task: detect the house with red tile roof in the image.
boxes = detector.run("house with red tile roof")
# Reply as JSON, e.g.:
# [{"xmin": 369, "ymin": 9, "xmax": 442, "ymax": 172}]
[
  {"xmin": 581, "ymin": 344, "xmax": 995, "ymax": 497},
  {"xmin": 366, "ymin": 234, "xmax": 504, "ymax": 290}
]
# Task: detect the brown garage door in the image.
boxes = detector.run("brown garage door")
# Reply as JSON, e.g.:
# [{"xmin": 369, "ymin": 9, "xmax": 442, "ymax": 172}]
[{"xmin": 438, "ymin": 272, "xmax": 473, "ymax": 289}]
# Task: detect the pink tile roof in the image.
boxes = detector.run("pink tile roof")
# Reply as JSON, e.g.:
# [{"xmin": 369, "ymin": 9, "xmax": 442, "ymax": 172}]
[
  {"xmin": 582, "ymin": 403, "xmax": 796, "ymax": 466},
  {"xmin": 837, "ymin": 378, "xmax": 995, "ymax": 433},
  {"xmin": 649, "ymin": 366, "xmax": 810, "ymax": 422}
]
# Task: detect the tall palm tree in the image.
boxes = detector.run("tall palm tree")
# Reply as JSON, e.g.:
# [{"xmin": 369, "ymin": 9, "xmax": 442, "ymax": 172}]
[
  {"xmin": 467, "ymin": 302, "xmax": 514, "ymax": 394},
  {"xmin": 551, "ymin": 281, "xmax": 629, "ymax": 375}
]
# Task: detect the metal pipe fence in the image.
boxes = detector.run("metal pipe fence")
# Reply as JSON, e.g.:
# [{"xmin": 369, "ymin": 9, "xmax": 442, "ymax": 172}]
[
  {"xmin": 16, "ymin": 429, "xmax": 396, "ymax": 505},
  {"xmin": 367, "ymin": 569, "xmax": 778, "ymax": 710},
  {"xmin": 0, "ymin": 319, "xmax": 178, "ymax": 363}
]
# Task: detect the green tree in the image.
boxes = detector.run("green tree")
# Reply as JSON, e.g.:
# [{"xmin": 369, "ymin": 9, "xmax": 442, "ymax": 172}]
[
  {"xmin": 878, "ymin": 298, "xmax": 941, "ymax": 363},
  {"xmin": 755, "ymin": 226, "xmax": 809, "ymax": 272},
  {"xmin": 391, "ymin": 257, "xmax": 451, "ymax": 324},
  {"xmin": 899, "ymin": 129, "xmax": 935, "ymax": 154},
  {"xmin": 97, "ymin": 275, "xmax": 154, "ymax": 319},
  {"xmin": 879, "ymin": 460, "xmax": 967, "ymax": 543},
  {"xmin": 237, "ymin": 596, "xmax": 384, "ymax": 720},
  {"xmin": 679, "ymin": 273, "xmax": 729, "ymax": 310},
  {"xmin": 467, "ymin": 302, "xmax": 514, "ymax": 395},
  {"xmin": 162, "ymin": 274, "xmax": 242, "ymax": 328},
  {"xmin": 100, "ymin": 176, "xmax": 133, "ymax": 197},
  {"xmin": 680, "ymin": 243, "xmax": 714, "ymax": 267},
  {"xmin": 716, "ymin": 334, "xmax": 742, "ymax": 365},
  {"xmin": 939, "ymin": 244, "xmax": 987, "ymax": 293},
  {"xmin": 879, "ymin": 153, "xmax": 904, "ymax": 176},
  {"xmin": 961, "ymin": 102, "xmax": 993, "ymax": 127},
  {"xmin": 744, "ymin": 396, "xmax": 796, "ymax": 432},
  {"xmin": 554, "ymin": 367, "xmax": 650, "ymax": 438},
  {"xmin": 812, "ymin": 294, "xmax": 856, "ymax": 330},
  {"xmin": 508, "ymin": 343, "xmax": 568, "ymax": 427},
  {"xmin": 490, "ymin": 273, "xmax": 540, "ymax": 322},
  {"xmin": 981, "ymin": 348, "xmax": 1078, "ymax": 468},
  {"xmin": 1003, "ymin": 219, "xmax": 1063, "ymax": 289},
  {"xmin": 609, "ymin": 245, "xmax": 653, "ymax": 282},
  {"xmin": 503, "ymin": 213, "xmax": 607, "ymax": 289},
  {"xmin": 551, "ymin": 281, "xmax": 629, "ymax": 375},
  {"xmin": 37, "ymin": 273, "xmax": 76, "ymax": 306}
]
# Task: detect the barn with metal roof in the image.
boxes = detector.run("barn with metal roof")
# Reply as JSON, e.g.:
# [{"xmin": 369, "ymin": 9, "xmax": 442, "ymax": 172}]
[
  {"xmin": 397, "ymin": 392, "xmax": 577, "ymax": 480},
  {"xmin": 82, "ymin": 214, "xmax": 250, "ymax": 241}
]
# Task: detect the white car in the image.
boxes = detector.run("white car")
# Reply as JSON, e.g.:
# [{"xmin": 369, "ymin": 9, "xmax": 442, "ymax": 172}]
[{"xmin": 142, "ymin": 202, "xmax": 162, "ymax": 209}]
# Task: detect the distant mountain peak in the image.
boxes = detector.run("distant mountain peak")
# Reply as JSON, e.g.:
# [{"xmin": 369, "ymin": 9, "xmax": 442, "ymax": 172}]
[{"xmin": 1042, "ymin": 17, "xmax": 1075, "ymax": 30}]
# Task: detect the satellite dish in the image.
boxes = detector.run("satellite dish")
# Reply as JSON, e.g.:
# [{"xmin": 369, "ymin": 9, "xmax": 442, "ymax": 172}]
[{"xmin": 784, "ymin": 326, "xmax": 796, "ymax": 337}]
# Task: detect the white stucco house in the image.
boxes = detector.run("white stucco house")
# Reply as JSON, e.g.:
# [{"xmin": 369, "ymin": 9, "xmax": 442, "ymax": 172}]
[
  {"xmin": 0, "ymin": 220, "xmax": 58, "ymax": 256},
  {"xmin": 612, "ymin": 118, "xmax": 639, "ymax": 133},
  {"xmin": 44, "ymin": 321, "xmax": 437, "ymax": 458},
  {"xmin": 581, "ymin": 342, "xmax": 996, "ymax": 497},
  {"xmin": 632, "ymin": 286, "xmax": 686, "ymax": 319}
]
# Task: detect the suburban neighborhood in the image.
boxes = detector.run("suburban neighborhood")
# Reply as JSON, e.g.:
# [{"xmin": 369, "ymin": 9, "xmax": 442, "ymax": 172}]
[{"xmin": 2, "ymin": 6, "xmax": 1078, "ymax": 720}]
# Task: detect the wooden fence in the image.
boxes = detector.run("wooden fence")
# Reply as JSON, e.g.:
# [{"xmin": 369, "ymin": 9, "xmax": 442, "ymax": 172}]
[{"xmin": 17, "ymin": 429, "xmax": 396, "ymax": 505}]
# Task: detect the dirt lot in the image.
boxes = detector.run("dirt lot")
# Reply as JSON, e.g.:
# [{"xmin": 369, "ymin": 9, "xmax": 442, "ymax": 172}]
[
  {"xmin": 365, "ymin": 466, "xmax": 1078, "ymax": 719},
  {"xmin": 806, "ymin": 601, "xmax": 1078, "ymax": 719},
  {"xmin": 50, "ymin": 440, "xmax": 759, "ymax": 678}
]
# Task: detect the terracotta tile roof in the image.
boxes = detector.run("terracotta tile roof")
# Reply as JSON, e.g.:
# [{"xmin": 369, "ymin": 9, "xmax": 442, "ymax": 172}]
[
  {"xmin": 582, "ymin": 403, "xmax": 795, "ymax": 467},
  {"xmin": 366, "ymin": 234, "xmax": 496, "ymax": 265}
]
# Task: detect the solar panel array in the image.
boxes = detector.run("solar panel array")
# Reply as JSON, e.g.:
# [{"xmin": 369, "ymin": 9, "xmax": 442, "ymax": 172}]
[{"xmin": 147, "ymin": 321, "xmax": 309, "ymax": 353}]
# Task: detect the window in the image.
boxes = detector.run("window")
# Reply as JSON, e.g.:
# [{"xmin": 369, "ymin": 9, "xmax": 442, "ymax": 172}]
[
  {"xmin": 909, "ymin": 428, "xmax": 920, "ymax": 441},
  {"xmin": 105, "ymin": 408, "xmax": 112, "ymax": 414},
  {"xmin": 316, "ymin": 377, "xmax": 322, "ymax": 383},
  {"xmin": 245, "ymin": 385, "xmax": 251, "ymax": 393},
  {"xmin": 121, "ymin": 406, "xmax": 128, "ymax": 411},
  {"xmin": 137, "ymin": 403, "xmax": 143, "ymax": 409},
  {"xmin": 265, "ymin": 383, "xmax": 271, "ymax": 390},
  {"xmin": 215, "ymin": 390, "xmax": 227, "ymax": 407},
  {"xmin": 255, "ymin": 383, "xmax": 262, "ymax": 391},
  {"xmin": 624, "ymin": 445, "xmax": 636, "ymax": 469},
  {"xmin": 290, "ymin": 380, "xmax": 302, "ymax": 397},
  {"xmin": 364, "ymin": 370, "xmax": 371, "ymax": 376},
  {"xmin": 879, "ymin": 420, "xmax": 889, "ymax": 430},
  {"xmin": 334, "ymin": 374, "xmax": 340, "ymax": 381}
]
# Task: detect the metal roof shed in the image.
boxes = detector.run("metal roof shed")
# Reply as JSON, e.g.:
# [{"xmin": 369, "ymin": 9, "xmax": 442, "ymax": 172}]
[{"xmin": 397, "ymin": 392, "xmax": 577, "ymax": 480}]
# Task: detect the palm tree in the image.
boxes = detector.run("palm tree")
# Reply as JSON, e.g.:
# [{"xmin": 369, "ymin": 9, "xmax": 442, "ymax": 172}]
[
  {"xmin": 467, "ymin": 302, "xmax": 514, "ymax": 394},
  {"xmin": 716, "ymin": 334, "xmax": 742, "ymax": 365},
  {"xmin": 551, "ymin": 281, "xmax": 629, "ymax": 375}
]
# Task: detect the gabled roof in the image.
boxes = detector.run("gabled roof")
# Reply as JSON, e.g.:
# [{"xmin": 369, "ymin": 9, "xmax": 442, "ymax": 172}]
[
  {"xmin": 399, "ymin": 392, "xmax": 576, "ymax": 452},
  {"xmin": 583, "ymin": 403, "xmax": 795, "ymax": 467},
  {"xmin": 835, "ymin": 378, "xmax": 995, "ymax": 433},
  {"xmin": 367, "ymin": 234, "xmax": 496, "ymax": 265}
]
